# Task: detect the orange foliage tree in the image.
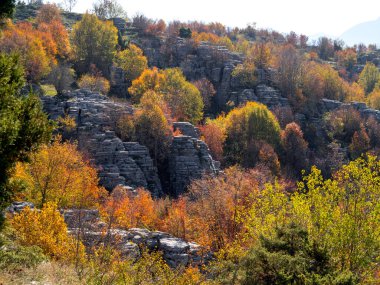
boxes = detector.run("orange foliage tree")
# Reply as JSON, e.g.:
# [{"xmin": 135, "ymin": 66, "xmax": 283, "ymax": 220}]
[
  {"xmin": 0, "ymin": 4, "xmax": 70, "ymax": 80},
  {"xmin": 11, "ymin": 202, "xmax": 86, "ymax": 262},
  {"xmin": 0, "ymin": 22, "xmax": 53, "ymax": 81},
  {"xmin": 11, "ymin": 138, "xmax": 106, "ymax": 208},
  {"xmin": 183, "ymin": 167, "xmax": 260, "ymax": 250},
  {"xmin": 281, "ymin": 122, "xmax": 309, "ymax": 177},
  {"xmin": 101, "ymin": 186, "xmax": 159, "ymax": 230},
  {"xmin": 200, "ymin": 117, "xmax": 226, "ymax": 162}
]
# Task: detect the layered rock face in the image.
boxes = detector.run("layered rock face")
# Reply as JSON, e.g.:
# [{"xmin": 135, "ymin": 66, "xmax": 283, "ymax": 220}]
[
  {"xmin": 321, "ymin": 99, "xmax": 380, "ymax": 121},
  {"xmin": 136, "ymin": 36, "xmax": 290, "ymax": 111},
  {"xmin": 42, "ymin": 89, "xmax": 219, "ymax": 196},
  {"xmin": 42, "ymin": 90, "xmax": 163, "ymax": 196},
  {"xmin": 169, "ymin": 123, "xmax": 220, "ymax": 196},
  {"xmin": 63, "ymin": 208, "xmax": 210, "ymax": 268}
]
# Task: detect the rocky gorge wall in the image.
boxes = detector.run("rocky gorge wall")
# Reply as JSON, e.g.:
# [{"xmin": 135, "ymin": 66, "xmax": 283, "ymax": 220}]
[{"xmin": 41, "ymin": 90, "xmax": 219, "ymax": 197}]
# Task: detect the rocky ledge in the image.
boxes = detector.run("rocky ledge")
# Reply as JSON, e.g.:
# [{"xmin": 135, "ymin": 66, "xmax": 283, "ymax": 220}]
[{"xmin": 63, "ymin": 208, "xmax": 211, "ymax": 268}]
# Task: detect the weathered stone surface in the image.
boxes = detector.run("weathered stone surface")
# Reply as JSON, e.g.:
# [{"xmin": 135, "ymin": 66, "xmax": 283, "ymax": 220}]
[
  {"xmin": 41, "ymin": 90, "xmax": 162, "ymax": 196},
  {"xmin": 169, "ymin": 124, "xmax": 220, "ymax": 196},
  {"xmin": 42, "ymin": 90, "xmax": 219, "ymax": 197},
  {"xmin": 110, "ymin": 66, "xmax": 129, "ymax": 97},
  {"xmin": 63, "ymin": 209, "xmax": 210, "ymax": 268},
  {"xmin": 173, "ymin": 122, "xmax": 200, "ymax": 139},
  {"xmin": 6, "ymin": 201, "xmax": 34, "ymax": 214},
  {"xmin": 254, "ymin": 84, "xmax": 290, "ymax": 108}
]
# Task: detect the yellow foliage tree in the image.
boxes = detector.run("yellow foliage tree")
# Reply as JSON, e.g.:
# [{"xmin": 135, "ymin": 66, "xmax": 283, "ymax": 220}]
[
  {"xmin": 367, "ymin": 89, "xmax": 380, "ymax": 110},
  {"xmin": 115, "ymin": 44, "xmax": 148, "ymax": 83},
  {"xmin": 0, "ymin": 22, "xmax": 53, "ymax": 81},
  {"xmin": 128, "ymin": 67, "xmax": 165, "ymax": 103},
  {"xmin": 129, "ymin": 68, "xmax": 204, "ymax": 123},
  {"xmin": 78, "ymin": 73, "xmax": 110, "ymax": 94},
  {"xmin": 71, "ymin": 13, "xmax": 118, "ymax": 75},
  {"xmin": 12, "ymin": 139, "xmax": 106, "ymax": 208},
  {"xmin": 11, "ymin": 202, "xmax": 86, "ymax": 262},
  {"xmin": 292, "ymin": 155, "xmax": 380, "ymax": 280}
]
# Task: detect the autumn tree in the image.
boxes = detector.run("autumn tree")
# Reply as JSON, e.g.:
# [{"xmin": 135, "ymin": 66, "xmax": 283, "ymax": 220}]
[
  {"xmin": 101, "ymin": 186, "xmax": 158, "ymax": 229},
  {"xmin": 128, "ymin": 67, "xmax": 164, "ymax": 102},
  {"xmin": 114, "ymin": 44, "xmax": 148, "ymax": 83},
  {"xmin": 145, "ymin": 19, "xmax": 166, "ymax": 36},
  {"xmin": 349, "ymin": 127, "xmax": 370, "ymax": 159},
  {"xmin": 223, "ymin": 102, "xmax": 281, "ymax": 167},
  {"xmin": 37, "ymin": 10, "xmax": 71, "ymax": 58},
  {"xmin": 71, "ymin": 13, "xmax": 118, "ymax": 76},
  {"xmin": 367, "ymin": 116, "xmax": 380, "ymax": 147},
  {"xmin": 11, "ymin": 139, "xmax": 106, "ymax": 208},
  {"xmin": 324, "ymin": 107, "xmax": 363, "ymax": 143},
  {"xmin": 0, "ymin": 22, "xmax": 54, "ymax": 81},
  {"xmin": 275, "ymin": 44, "xmax": 303, "ymax": 97},
  {"xmin": 192, "ymin": 78, "xmax": 216, "ymax": 110},
  {"xmin": 78, "ymin": 73, "xmax": 110, "ymax": 94},
  {"xmin": 129, "ymin": 68, "xmax": 204, "ymax": 124},
  {"xmin": 286, "ymin": 31, "xmax": 299, "ymax": 46},
  {"xmin": 133, "ymin": 91, "xmax": 172, "ymax": 165},
  {"xmin": 200, "ymin": 117, "xmax": 226, "ymax": 162},
  {"xmin": 250, "ymin": 42, "xmax": 272, "ymax": 69},
  {"xmin": 359, "ymin": 62, "xmax": 380, "ymax": 94},
  {"xmin": 281, "ymin": 122, "xmax": 309, "ymax": 177},
  {"xmin": 0, "ymin": 53, "xmax": 52, "ymax": 227},
  {"xmin": 132, "ymin": 13, "xmax": 153, "ymax": 34},
  {"xmin": 367, "ymin": 89, "xmax": 380, "ymax": 110},
  {"xmin": 11, "ymin": 202, "xmax": 86, "ymax": 262},
  {"xmin": 116, "ymin": 91, "xmax": 172, "ymax": 165},
  {"xmin": 160, "ymin": 68, "xmax": 204, "ymax": 123},
  {"xmin": 317, "ymin": 37, "xmax": 334, "ymax": 60},
  {"xmin": 336, "ymin": 48, "xmax": 357, "ymax": 72},
  {"xmin": 186, "ymin": 167, "xmax": 259, "ymax": 249}
]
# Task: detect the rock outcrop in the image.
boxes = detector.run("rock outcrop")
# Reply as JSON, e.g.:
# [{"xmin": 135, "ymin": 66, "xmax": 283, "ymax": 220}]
[
  {"xmin": 169, "ymin": 124, "xmax": 220, "ymax": 196},
  {"xmin": 134, "ymin": 36, "xmax": 289, "ymax": 111},
  {"xmin": 63, "ymin": 208, "xmax": 210, "ymax": 268},
  {"xmin": 42, "ymin": 89, "xmax": 163, "ymax": 196},
  {"xmin": 321, "ymin": 99, "xmax": 380, "ymax": 121},
  {"xmin": 42, "ymin": 89, "xmax": 219, "ymax": 196}
]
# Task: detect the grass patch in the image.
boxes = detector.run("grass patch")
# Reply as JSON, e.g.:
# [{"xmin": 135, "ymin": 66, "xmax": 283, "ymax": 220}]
[{"xmin": 40, "ymin": 84, "xmax": 57, "ymax": 97}]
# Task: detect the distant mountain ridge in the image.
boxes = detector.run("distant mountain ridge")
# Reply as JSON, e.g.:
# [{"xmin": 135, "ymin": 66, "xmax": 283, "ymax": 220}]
[{"xmin": 340, "ymin": 18, "xmax": 380, "ymax": 46}]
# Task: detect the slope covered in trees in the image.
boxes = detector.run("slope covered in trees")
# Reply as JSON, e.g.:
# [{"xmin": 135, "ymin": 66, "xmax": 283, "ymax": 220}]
[{"xmin": 2, "ymin": 1, "xmax": 380, "ymax": 284}]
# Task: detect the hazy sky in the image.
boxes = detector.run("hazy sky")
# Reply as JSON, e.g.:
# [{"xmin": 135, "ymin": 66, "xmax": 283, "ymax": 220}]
[{"xmin": 56, "ymin": 0, "xmax": 380, "ymax": 37}]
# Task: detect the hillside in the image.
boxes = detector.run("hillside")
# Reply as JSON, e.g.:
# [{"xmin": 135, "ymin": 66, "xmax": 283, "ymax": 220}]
[{"xmin": 1, "ymin": 1, "xmax": 380, "ymax": 284}]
